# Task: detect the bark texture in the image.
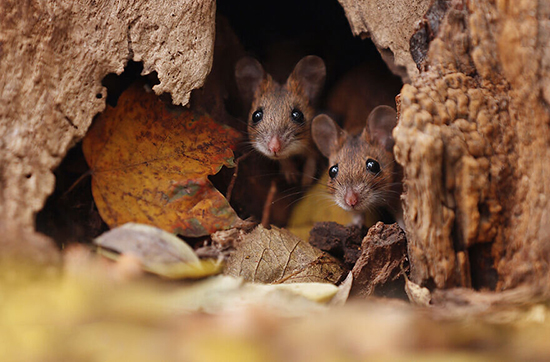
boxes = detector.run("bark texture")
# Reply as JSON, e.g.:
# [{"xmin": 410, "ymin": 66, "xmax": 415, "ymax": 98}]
[
  {"xmin": 350, "ymin": 0, "xmax": 550, "ymax": 292},
  {"xmin": 0, "ymin": 0, "xmax": 215, "ymax": 230},
  {"xmin": 350, "ymin": 222, "xmax": 408, "ymax": 298},
  {"xmin": 309, "ymin": 222, "xmax": 365, "ymax": 270},
  {"xmin": 337, "ymin": 0, "xmax": 432, "ymax": 82}
]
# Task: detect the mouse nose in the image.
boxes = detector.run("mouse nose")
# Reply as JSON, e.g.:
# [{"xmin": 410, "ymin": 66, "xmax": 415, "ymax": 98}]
[
  {"xmin": 345, "ymin": 190, "xmax": 359, "ymax": 207},
  {"xmin": 268, "ymin": 136, "xmax": 282, "ymax": 155}
]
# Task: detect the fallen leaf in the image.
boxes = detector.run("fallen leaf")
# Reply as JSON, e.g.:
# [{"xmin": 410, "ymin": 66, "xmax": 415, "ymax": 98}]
[
  {"xmin": 94, "ymin": 223, "xmax": 221, "ymax": 279},
  {"xmin": 164, "ymin": 275, "xmax": 338, "ymax": 315},
  {"xmin": 266, "ymin": 282, "xmax": 338, "ymax": 303},
  {"xmin": 405, "ymin": 275, "xmax": 431, "ymax": 307},
  {"xmin": 83, "ymin": 83, "xmax": 240, "ymax": 237},
  {"xmin": 329, "ymin": 271, "xmax": 353, "ymax": 306},
  {"xmin": 224, "ymin": 225, "xmax": 345, "ymax": 284},
  {"xmin": 286, "ymin": 173, "xmax": 353, "ymax": 241}
]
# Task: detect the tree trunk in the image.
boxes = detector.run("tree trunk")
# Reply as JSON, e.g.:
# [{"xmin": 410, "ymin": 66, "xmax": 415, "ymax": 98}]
[{"xmin": 343, "ymin": 0, "xmax": 550, "ymax": 292}]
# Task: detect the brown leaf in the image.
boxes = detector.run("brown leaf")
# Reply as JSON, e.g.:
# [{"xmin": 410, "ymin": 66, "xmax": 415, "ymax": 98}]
[
  {"xmin": 224, "ymin": 225, "xmax": 345, "ymax": 284},
  {"xmin": 82, "ymin": 83, "xmax": 240, "ymax": 237}
]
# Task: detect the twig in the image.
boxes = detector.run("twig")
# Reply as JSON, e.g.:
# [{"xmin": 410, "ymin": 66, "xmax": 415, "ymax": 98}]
[
  {"xmin": 261, "ymin": 180, "xmax": 277, "ymax": 228},
  {"xmin": 62, "ymin": 170, "xmax": 92, "ymax": 198},
  {"xmin": 226, "ymin": 150, "xmax": 252, "ymax": 203}
]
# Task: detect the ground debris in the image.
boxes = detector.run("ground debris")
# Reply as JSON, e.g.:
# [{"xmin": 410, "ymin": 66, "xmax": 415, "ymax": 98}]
[
  {"xmin": 309, "ymin": 221, "xmax": 366, "ymax": 270},
  {"xmin": 224, "ymin": 224, "xmax": 346, "ymax": 284},
  {"xmin": 350, "ymin": 222, "xmax": 408, "ymax": 299}
]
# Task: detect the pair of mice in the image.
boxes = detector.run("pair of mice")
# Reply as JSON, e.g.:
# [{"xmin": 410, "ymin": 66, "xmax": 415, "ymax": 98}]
[{"xmin": 235, "ymin": 55, "xmax": 402, "ymax": 227}]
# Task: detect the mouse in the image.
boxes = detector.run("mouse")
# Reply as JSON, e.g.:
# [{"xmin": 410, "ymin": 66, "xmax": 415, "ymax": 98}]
[
  {"xmin": 311, "ymin": 105, "xmax": 403, "ymax": 228},
  {"xmin": 234, "ymin": 55, "xmax": 326, "ymax": 185}
]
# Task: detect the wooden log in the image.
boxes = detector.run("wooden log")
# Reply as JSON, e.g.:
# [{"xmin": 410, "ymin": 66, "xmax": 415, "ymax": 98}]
[
  {"xmin": 343, "ymin": 0, "xmax": 550, "ymax": 292},
  {"xmin": 0, "ymin": 0, "xmax": 216, "ymax": 229}
]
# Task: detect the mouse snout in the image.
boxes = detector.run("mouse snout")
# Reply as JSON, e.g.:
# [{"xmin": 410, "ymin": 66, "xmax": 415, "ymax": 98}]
[
  {"xmin": 268, "ymin": 135, "xmax": 282, "ymax": 155},
  {"xmin": 344, "ymin": 189, "xmax": 359, "ymax": 208}
]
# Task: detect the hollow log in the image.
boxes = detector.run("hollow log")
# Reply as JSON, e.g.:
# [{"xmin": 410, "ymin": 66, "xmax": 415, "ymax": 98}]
[
  {"xmin": 0, "ymin": 0, "xmax": 216, "ymax": 230},
  {"xmin": 2, "ymin": 0, "xmax": 550, "ymax": 297},
  {"xmin": 337, "ymin": 0, "xmax": 432, "ymax": 82},
  {"xmin": 346, "ymin": 0, "xmax": 550, "ymax": 292}
]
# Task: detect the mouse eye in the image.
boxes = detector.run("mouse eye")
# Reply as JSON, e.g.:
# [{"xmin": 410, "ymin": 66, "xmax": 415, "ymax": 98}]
[
  {"xmin": 252, "ymin": 109, "xmax": 263, "ymax": 124},
  {"xmin": 328, "ymin": 164, "xmax": 338, "ymax": 179},
  {"xmin": 291, "ymin": 109, "xmax": 304, "ymax": 124},
  {"xmin": 366, "ymin": 158, "xmax": 380, "ymax": 175}
]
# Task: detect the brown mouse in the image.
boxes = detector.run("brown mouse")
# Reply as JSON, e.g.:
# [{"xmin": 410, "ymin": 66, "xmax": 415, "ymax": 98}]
[
  {"xmin": 311, "ymin": 106, "xmax": 403, "ymax": 227},
  {"xmin": 235, "ymin": 55, "xmax": 326, "ymax": 185}
]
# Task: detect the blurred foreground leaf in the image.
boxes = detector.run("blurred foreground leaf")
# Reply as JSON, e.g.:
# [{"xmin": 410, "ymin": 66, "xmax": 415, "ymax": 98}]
[
  {"xmin": 94, "ymin": 223, "xmax": 221, "ymax": 279},
  {"xmin": 0, "ymin": 259, "xmax": 550, "ymax": 362}
]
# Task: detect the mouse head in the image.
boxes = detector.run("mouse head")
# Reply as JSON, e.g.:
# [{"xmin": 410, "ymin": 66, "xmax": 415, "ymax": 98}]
[
  {"xmin": 311, "ymin": 105, "xmax": 398, "ymax": 212},
  {"xmin": 235, "ymin": 55, "xmax": 326, "ymax": 160}
]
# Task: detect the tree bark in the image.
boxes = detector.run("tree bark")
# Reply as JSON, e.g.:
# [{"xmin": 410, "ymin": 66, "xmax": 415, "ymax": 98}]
[
  {"xmin": 0, "ymin": 0, "xmax": 216, "ymax": 230},
  {"xmin": 337, "ymin": 0, "xmax": 432, "ymax": 82},
  {"xmin": 347, "ymin": 0, "xmax": 550, "ymax": 292}
]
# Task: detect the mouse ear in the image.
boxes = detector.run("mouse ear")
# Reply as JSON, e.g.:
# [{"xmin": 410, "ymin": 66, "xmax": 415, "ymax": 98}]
[
  {"xmin": 366, "ymin": 105, "xmax": 397, "ymax": 152},
  {"xmin": 312, "ymin": 114, "xmax": 342, "ymax": 158},
  {"xmin": 287, "ymin": 55, "xmax": 326, "ymax": 102},
  {"xmin": 235, "ymin": 57, "xmax": 265, "ymax": 106}
]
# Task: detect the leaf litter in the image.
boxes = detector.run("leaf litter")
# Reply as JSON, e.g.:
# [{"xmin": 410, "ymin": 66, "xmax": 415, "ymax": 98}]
[
  {"xmin": 80, "ymin": 82, "xmax": 345, "ymax": 313},
  {"xmin": 2, "ymin": 253, "xmax": 550, "ymax": 361}
]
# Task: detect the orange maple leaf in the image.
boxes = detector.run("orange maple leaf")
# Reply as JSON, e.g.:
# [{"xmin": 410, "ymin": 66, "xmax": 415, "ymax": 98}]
[{"xmin": 83, "ymin": 83, "xmax": 240, "ymax": 237}]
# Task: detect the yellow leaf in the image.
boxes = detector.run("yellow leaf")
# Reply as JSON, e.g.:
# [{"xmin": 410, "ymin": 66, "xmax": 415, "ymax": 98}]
[
  {"xmin": 82, "ymin": 83, "xmax": 240, "ymax": 237},
  {"xmin": 286, "ymin": 172, "xmax": 353, "ymax": 240}
]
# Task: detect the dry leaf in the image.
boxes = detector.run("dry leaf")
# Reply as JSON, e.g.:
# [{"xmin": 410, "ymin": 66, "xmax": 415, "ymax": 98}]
[
  {"xmin": 266, "ymin": 283, "xmax": 338, "ymax": 303},
  {"xmin": 83, "ymin": 83, "xmax": 240, "ymax": 237},
  {"xmin": 404, "ymin": 275, "xmax": 431, "ymax": 306},
  {"xmin": 94, "ymin": 223, "xmax": 221, "ymax": 279},
  {"xmin": 224, "ymin": 225, "xmax": 345, "ymax": 284},
  {"xmin": 165, "ymin": 276, "xmax": 338, "ymax": 315},
  {"xmin": 330, "ymin": 272, "xmax": 353, "ymax": 306}
]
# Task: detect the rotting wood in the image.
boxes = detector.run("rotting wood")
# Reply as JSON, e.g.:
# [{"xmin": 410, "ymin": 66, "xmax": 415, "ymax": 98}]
[
  {"xmin": 337, "ymin": 0, "xmax": 432, "ymax": 82},
  {"xmin": 0, "ymin": 0, "xmax": 216, "ymax": 230},
  {"xmin": 347, "ymin": 0, "xmax": 550, "ymax": 292},
  {"xmin": 350, "ymin": 222, "xmax": 408, "ymax": 298}
]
